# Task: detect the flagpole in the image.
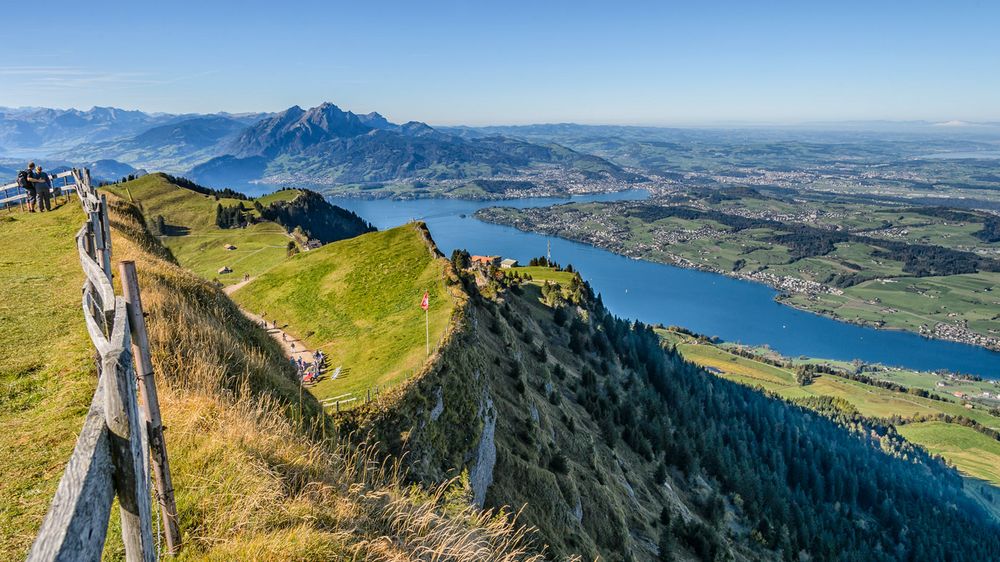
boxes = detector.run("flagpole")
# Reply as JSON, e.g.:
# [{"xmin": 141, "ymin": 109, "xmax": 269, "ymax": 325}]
[{"xmin": 421, "ymin": 290, "xmax": 430, "ymax": 357}]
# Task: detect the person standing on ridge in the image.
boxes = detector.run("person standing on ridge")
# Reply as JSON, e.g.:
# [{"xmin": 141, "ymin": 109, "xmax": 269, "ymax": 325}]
[
  {"xmin": 19, "ymin": 162, "xmax": 37, "ymax": 212},
  {"xmin": 33, "ymin": 166, "xmax": 53, "ymax": 212}
]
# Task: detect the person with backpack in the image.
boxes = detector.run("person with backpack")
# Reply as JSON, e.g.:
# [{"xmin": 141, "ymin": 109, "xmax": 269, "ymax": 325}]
[
  {"xmin": 17, "ymin": 163, "xmax": 36, "ymax": 212},
  {"xmin": 33, "ymin": 166, "xmax": 53, "ymax": 212}
]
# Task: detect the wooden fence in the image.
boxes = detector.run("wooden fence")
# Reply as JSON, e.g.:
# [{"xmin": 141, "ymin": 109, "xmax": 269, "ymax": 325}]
[{"xmin": 26, "ymin": 169, "xmax": 180, "ymax": 561}]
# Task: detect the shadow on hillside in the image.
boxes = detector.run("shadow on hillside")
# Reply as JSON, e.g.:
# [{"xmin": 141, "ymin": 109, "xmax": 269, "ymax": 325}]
[{"xmin": 162, "ymin": 223, "xmax": 190, "ymax": 236}]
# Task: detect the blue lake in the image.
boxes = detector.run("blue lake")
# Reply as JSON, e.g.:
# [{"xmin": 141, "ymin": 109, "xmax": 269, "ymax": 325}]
[{"xmin": 328, "ymin": 191, "xmax": 1000, "ymax": 378}]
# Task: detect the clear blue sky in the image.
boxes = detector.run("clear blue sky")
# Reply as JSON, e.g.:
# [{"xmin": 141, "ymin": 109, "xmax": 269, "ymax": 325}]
[{"xmin": 3, "ymin": 0, "xmax": 998, "ymax": 125}]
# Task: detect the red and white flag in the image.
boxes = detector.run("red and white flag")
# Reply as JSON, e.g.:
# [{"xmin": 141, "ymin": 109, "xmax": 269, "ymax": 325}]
[{"xmin": 420, "ymin": 291, "xmax": 429, "ymax": 311}]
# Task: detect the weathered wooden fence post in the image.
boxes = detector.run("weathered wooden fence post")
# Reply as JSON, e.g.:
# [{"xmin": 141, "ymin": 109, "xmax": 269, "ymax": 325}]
[
  {"xmin": 25, "ymin": 382, "xmax": 116, "ymax": 562},
  {"xmin": 91, "ymin": 210, "xmax": 112, "ymax": 281},
  {"xmin": 103, "ymin": 299, "xmax": 155, "ymax": 562},
  {"xmin": 120, "ymin": 260, "xmax": 182, "ymax": 555},
  {"xmin": 101, "ymin": 194, "xmax": 113, "ymax": 256}
]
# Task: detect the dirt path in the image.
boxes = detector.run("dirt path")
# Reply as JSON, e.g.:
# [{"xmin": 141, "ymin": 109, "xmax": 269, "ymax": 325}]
[
  {"xmin": 241, "ymin": 309, "xmax": 317, "ymax": 367},
  {"xmin": 224, "ymin": 279, "xmax": 330, "ymax": 385},
  {"xmin": 223, "ymin": 277, "xmax": 253, "ymax": 295}
]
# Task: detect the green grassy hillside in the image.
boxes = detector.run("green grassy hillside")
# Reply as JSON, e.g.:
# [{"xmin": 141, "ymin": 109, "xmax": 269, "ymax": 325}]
[
  {"xmin": 232, "ymin": 224, "xmax": 460, "ymax": 404},
  {"xmin": 509, "ymin": 265, "xmax": 577, "ymax": 285},
  {"xmin": 1, "ymin": 195, "xmax": 543, "ymax": 560},
  {"xmin": 106, "ymin": 174, "xmax": 295, "ymax": 284},
  {"xmin": 0, "ymin": 204, "xmax": 96, "ymax": 556},
  {"xmin": 897, "ymin": 421, "xmax": 1000, "ymax": 484}
]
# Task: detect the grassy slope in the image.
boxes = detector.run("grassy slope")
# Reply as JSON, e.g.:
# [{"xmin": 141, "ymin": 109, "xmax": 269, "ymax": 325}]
[
  {"xmin": 897, "ymin": 422, "xmax": 1000, "ymax": 484},
  {"xmin": 661, "ymin": 331, "xmax": 1000, "ymax": 486},
  {"xmin": 510, "ymin": 266, "xmax": 577, "ymax": 286},
  {"xmin": 0, "ymin": 204, "xmax": 95, "ymax": 557},
  {"xmin": 233, "ymin": 224, "xmax": 458, "ymax": 403},
  {"xmin": 108, "ymin": 174, "xmax": 459, "ymax": 409},
  {"xmin": 106, "ymin": 174, "xmax": 296, "ymax": 284},
  {"xmin": 1, "ymin": 194, "xmax": 544, "ymax": 560}
]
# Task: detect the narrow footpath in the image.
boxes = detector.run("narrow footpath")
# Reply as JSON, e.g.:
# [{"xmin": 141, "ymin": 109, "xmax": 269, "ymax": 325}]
[{"xmin": 224, "ymin": 280, "xmax": 317, "ymax": 368}]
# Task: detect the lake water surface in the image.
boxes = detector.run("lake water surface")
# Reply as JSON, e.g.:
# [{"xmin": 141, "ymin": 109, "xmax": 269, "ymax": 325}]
[{"xmin": 328, "ymin": 191, "xmax": 1000, "ymax": 378}]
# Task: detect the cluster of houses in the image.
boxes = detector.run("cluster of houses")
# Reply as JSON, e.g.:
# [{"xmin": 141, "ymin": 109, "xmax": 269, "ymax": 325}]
[{"xmin": 469, "ymin": 255, "xmax": 519, "ymax": 270}]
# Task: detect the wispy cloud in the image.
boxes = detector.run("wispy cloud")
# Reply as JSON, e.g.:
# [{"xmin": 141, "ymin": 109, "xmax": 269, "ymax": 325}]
[{"xmin": 0, "ymin": 66, "xmax": 164, "ymax": 89}]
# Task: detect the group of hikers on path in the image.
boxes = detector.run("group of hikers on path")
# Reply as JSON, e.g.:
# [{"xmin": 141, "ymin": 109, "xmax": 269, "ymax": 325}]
[
  {"xmin": 291, "ymin": 350, "xmax": 325, "ymax": 385},
  {"xmin": 15, "ymin": 162, "xmax": 56, "ymax": 212},
  {"xmin": 257, "ymin": 314, "xmax": 326, "ymax": 384}
]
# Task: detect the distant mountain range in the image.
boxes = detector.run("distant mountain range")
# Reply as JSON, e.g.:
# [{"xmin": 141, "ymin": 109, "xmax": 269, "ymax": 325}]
[
  {"xmin": 55, "ymin": 115, "xmax": 252, "ymax": 172},
  {"xmin": 192, "ymin": 102, "xmax": 638, "ymax": 187},
  {"xmin": 0, "ymin": 103, "xmax": 639, "ymax": 190}
]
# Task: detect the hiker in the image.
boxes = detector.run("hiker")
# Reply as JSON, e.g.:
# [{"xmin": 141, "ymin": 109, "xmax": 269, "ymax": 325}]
[
  {"xmin": 19, "ymin": 162, "xmax": 37, "ymax": 212},
  {"xmin": 33, "ymin": 166, "xmax": 53, "ymax": 212}
]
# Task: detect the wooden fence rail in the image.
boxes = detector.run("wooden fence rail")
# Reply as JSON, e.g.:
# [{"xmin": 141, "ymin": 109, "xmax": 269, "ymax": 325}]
[{"xmin": 26, "ymin": 169, "xmax": 179, "ymax": 561}]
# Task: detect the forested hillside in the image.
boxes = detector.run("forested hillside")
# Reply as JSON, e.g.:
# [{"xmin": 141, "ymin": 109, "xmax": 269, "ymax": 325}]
[
  {"xmin": 258, "ymin": 188, "xmax": 375, "ymax": 243},
  {"xmin": 352, "ymin": 262, "xmax": 1000, "ymax": 561}
]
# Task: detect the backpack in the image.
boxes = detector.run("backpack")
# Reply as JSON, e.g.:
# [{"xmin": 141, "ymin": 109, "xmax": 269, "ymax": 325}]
[{"xmin": 16, "ymin": 170, "xmax": 28, "ymax": 188}]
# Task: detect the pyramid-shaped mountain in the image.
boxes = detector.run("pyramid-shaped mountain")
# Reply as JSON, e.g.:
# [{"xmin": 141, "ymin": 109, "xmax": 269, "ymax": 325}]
[{"xmin": 192, "ymin": 102, "xmax": 636, "ymax": 187}]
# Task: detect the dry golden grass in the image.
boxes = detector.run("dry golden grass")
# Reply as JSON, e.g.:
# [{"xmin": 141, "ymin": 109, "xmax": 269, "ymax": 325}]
[{"xmin": 98, "ymin": 195, "xmax": 552, "ymax": 561}]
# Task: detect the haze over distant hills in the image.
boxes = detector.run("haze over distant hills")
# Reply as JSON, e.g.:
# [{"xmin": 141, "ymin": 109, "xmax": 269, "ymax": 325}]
[
  {"xmin": 0, "ymin": 103, "xmax": 637, "ymax": 191},
  {"xmin": 5, "ymin": 103, "xmax": 1000, "ymax": 198}
]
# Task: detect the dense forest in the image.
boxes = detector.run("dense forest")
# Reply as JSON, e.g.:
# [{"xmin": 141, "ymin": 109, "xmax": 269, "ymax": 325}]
[
  {"xmin": 258, "ymin": 189, "xmax": 375, "ymax": 243},
  {"xmin": 359, "ymin": 246, "xmax": 1000, "ymax": 559},
  {"xmin": 569, "ymin": 284, "xmax": 1000, "ymax": 560},
  {"xmin": 893, "ymin": 206, "xmax": 1000, "ymax": 243},
  {"xmin": 161, "ymin": 173, "xmax": 249, "ymax": 200},
  {"xmin": 215, "ymin": 202, "xmax": 248, "ymax": 229}
]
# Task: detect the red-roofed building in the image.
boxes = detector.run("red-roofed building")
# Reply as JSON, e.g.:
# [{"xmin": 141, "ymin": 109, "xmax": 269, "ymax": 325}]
[{"xmin": 470, "ymin": 255, "xmax": 501, "ymax": 269}]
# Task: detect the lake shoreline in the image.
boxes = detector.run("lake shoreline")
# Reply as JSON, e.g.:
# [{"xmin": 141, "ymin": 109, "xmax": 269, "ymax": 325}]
[
  {"xmin": 477, "ymin": 213, "xmax": 1000, "ymax": 356},
  {"xmin": 328, "ymin": 193, "xmax": 1000, "ymax": 377}
]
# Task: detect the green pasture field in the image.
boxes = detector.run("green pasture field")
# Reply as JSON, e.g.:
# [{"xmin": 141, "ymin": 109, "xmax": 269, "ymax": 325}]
[
  {"xmin": 232, "ymin": 225, "xmax": 457, "ymax": 404},
  {"xmin": 105, "ymin": 174, "xmax": 299, "ymax": 283},
  {"xmin": 897, "ymin": 422, "xmax": 1000, "ymax": 485},
  {"xmin": 510, "ymin": 266, "xmax": 578, "ymax": 286},
  {"xmin": 0, "ymin": 203, "xmax": 97, "ymax": 556}
]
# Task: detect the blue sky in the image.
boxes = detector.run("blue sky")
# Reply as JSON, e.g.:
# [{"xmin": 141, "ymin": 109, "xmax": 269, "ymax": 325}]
[{"xmin": 2, "ymin": 0, "xmax": 998, "ymax": 125}]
